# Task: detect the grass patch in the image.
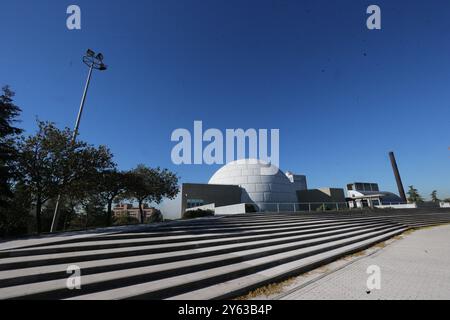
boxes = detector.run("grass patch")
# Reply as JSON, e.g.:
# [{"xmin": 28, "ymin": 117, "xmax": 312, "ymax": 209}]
[
  {"xmin": 235, "ymin": 277, "xmax": 296, "ymax": 300},
  {"xmin": 343, "ymin": 250, "xmax": 367, "ymax": 260}
]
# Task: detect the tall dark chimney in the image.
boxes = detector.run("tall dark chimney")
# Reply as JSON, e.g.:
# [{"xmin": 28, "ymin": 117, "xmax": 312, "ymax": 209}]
[{"xmin": 389, "ymin": 151, "xmax": 407, "ymax": 203}]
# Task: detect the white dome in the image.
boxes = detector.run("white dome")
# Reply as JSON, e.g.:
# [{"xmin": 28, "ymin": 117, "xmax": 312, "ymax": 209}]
[{"xmin": 208, "ymin": 159, "xmax": 298, "ymax": 205}]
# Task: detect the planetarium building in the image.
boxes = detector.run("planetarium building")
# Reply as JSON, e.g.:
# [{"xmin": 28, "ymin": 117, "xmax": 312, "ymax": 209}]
[
  {"xmin": 180, "ymin": 153, "xmax": 407, "ymax": 215},
  {"xmin": 209, "ymin": 159, "xmax": 303, "ymax": 205},
  {"xmin": 181, "ymin": 159, "xmax": 319, "ymax": 215}
]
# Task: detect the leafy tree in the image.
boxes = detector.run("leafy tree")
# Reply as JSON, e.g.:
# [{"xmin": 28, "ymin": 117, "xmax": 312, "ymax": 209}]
[
  {"xmin": 0, "ymin": 86, "xmax": 23, "ymax": 207},
  {"xmin": 95, "ymin": 170, "xmax": 129, "ymax": 226},
  {"xmin": 0, "ymin": 182, "xmax": 32, "ymax": 237},
  {"xmin": 407, "ymin": 185, "xmax": 424, "ymax": 204},
  {"xmin": 80, "ymin": 194, "xmax": 108, "ymax": 229},
  {"xmin": 15, "ymin": 121, "xmax": 114, "ymax": 233},
  {"xmin": 125, "ymin": 164, "xmax": 179, "ymax": 224},
  {"xmin": 430, "ymin": 190, "xmax": 440, "ymax": 203},
  {"xmin": 146, "ymin": 209, "xmax": 163, "ymax": 223}
]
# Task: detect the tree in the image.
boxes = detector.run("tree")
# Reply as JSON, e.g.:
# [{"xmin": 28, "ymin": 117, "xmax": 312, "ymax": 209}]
[
  {"xmin": 80, "ymin": 193, "xmax": 108, "ymax": 229},
  {"xmin": 125, "ymin": 164, "xmax": 179, "ymax": 224},
  {"xmin": 407, "ymin": 185, "xmax": 424, "ymax": 204},
  {"xmin": 15, "ymin": 121, "xmax": 114, "ymax": 233},
  {"xmin": 95, "ymin": 169, "xmax": 129, "ymax": 226},
  {"xmin": 0, "ymin": 86, "xmax": 23, "ymax": 207},
  {"xmin": 0, "ymin": 182, "xmax": 32, "ymax": 237},
  {"xmin": 430, "ymin": 190, "xmax": 440, "ymax": 203}
]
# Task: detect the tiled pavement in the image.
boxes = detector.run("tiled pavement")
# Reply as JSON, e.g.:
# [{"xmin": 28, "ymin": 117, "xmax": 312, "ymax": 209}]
[{"xmin": 279, "ymin": 224, "xmax": 450, "ymax": 300}]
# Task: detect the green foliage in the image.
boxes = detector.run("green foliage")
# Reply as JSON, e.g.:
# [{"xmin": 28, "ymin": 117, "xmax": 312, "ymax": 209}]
[
  {"xmin": 124, "ymin": 164, "xmax": 179, "ymax": 223},
  {"xmin": 0, "ymin": 86, "xmax": 181, "ymax": 236},
  {"xmin": 113, "ymin": 213, "xmax": 140, "ymax": 226},
  {"xmin": 316, "ymin": 204, "xmax": 331, "ymax": 211},
  {"xmin": 94, "ymin": 170, "xmax": 129, "ymax": 226},
  {"xmin": 15, "ymin": 120, "xmax": 115, "ymax": 233},
  {"xmin": 82, "ymin": 195, "xmax": 108, "ymax": 228},
  {"xmin": 145, "ymin": 209, "xmax": 163, "ymax": 224},
  {"xmin": 0, "ymin": 183, "xmax": 32, "ymax": 237},
  {"xmin": 0, "ymin": 86, "xmax": 23, "ymax": 207},
  {"xmin": 182, "ymin": 209, "xmax": 214, "ymax": 220},
  {"xmin": 430, "ymin": 190, "xmax": 440, "ymax": 203},
  {"xmin": 245, "ymin": 204, "xmax": 258, "ymax": 213},
  {"xmin": 407, "ymin": 185, "xmax": 424, "ymax": 204}
]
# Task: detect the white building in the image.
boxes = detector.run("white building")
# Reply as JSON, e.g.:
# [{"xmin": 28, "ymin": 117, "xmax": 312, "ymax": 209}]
[
  {"xmin": 208, "ymin": 159, "xmax": 307, "ymax": 212},
  {"xmin": 346, "ymin": 182, "xmax": 404, "ymax": 208}
]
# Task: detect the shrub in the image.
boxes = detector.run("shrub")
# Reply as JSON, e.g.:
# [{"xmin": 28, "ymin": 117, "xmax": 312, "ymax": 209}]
[
  {"xmin": 245, "ymin": 204, "xmax": 258, "ymax": 213},
  {"xmin": 316, "ymin": 204, "xmax": 330, "ymax": 211},
  {"xmin": 145, "ymin": 209, "xmax": 163, "ymax": 224},
  {"xmin": 113, "ymin": 213, "xmax": 140, "ymax": 226},
  {"xmin": 182, "ymin": 209, "xmax": 214, "ymax": 220}
]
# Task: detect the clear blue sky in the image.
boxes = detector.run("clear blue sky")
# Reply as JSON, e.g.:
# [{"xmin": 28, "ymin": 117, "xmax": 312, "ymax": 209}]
[{"xmin": 1, "ymin": 0, "xmax": 449, "ymax": 200}]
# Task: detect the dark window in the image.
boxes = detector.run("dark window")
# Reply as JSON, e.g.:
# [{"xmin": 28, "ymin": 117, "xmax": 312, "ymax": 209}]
[{"xmin": 187, "ymin": 199, "xmax": 204, "ymax": 208}]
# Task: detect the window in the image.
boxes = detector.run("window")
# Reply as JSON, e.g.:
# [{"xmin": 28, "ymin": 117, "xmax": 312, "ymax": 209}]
[{"xmin": 187, "ymin": 199, "xmax": 204, "ymax": 209}]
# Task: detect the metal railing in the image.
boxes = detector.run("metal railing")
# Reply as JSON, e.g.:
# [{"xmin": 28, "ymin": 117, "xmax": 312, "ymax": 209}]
[{"xmin": 246, "ymin": 202, "xmax": 350, "ymax": 213}]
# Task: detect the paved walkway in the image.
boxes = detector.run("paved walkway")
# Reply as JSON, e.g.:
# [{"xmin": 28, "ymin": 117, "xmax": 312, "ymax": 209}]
[{"xmin": 279, "ymin": 224, "xmax": 450, "ymax": 300}]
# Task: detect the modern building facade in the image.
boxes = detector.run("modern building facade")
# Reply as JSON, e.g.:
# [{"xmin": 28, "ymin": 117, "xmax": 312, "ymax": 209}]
[
  {"xmin": 181, "ymin": 159, "xmax": 346, "ymax": 215},
  {"xmin": 179, "ymin": 153, "xmax": 410, "ymax": 215},
  {"xmin": 181, "ymin": 183, "xmax": 242, "ymax": 214},
  {"xmin": 346, "ymin": 182, "xmax": 404, "ymax": 208}
]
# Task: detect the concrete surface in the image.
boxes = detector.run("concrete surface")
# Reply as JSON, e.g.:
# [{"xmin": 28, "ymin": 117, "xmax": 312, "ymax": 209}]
[
  {"xmin": 0, "ymin": 211, "xmax": 449, "ymax": 300},
  {"xmin": 277, "ymin": 224, "xmax": 450, "ymax": 300}
]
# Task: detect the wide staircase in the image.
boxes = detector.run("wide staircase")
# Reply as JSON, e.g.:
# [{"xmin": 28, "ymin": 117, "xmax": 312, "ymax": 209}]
[{"xmin": 1, "ymin": 210, "xmax": 450, "ymax": 300}]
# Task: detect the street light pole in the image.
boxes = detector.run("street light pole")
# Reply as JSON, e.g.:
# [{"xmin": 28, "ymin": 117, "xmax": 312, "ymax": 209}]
[
  {"xmin": 73, "ymin": 63, "xmax": 94, "ymax": 140},
  {"xmin": 50, "ymin": 49, "xmax": 107, "ymax": 233}
]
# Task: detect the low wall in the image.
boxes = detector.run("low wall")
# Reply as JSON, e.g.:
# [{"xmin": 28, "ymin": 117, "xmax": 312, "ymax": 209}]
[
  {"xmin": 376, "ymin": 203, "xmax": 417, "ymax": 209},
  {"xmin": 215, "ymin": 203, "xmax": 247, "ymax": 215},
  {"xmin": 185, "ymin": 203, "xmax": 215, "ymax": 212}
]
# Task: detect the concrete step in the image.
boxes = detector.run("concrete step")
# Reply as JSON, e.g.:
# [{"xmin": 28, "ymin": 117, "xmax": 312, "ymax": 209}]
[
  {"xmin": 0, "ymin": 219, "xmax": 397, "ymax": 271},
  {"xmin": 0, "ymin": 224, "xmax": 401, "ymax": 299},
  {"xmin": 0, "ymin": 221, "xmax": 398, "ymax": 288},
  {"xmin": 6, "ymin": 213, "xmax": 410, "ymax": 252},
  {"xmin": 64, "ymin": 226, "xmax": 404, "ymax": 300},
  {"xmin": 1, "ymin": 211, "xmax": 449, "ymax": 300},
  {"xmin": 0, "ymin": 216, "xmax": 395, "ymax": 258}
]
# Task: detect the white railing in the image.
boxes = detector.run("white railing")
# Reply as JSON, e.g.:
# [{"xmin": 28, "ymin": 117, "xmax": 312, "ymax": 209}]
[{"xmin": 246, "ymin": 202, "xmax": 350, "ymax": 213}]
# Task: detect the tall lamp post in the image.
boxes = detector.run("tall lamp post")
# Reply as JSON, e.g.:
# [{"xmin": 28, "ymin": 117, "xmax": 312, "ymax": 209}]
[{"xmin": 50, "ymin": 49, "xmax": 108, "ymax": 233}]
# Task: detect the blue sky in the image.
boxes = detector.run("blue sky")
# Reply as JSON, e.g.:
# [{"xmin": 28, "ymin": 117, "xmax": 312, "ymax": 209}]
[{"xmin": 1, "ymin": 0, "xmax": 449, "ymax": 200}]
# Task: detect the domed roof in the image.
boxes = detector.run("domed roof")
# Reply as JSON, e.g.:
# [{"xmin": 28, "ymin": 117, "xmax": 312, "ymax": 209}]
[{"xmin": 208, "ymin": 159, "xmax": 298, "ymax": 204}]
